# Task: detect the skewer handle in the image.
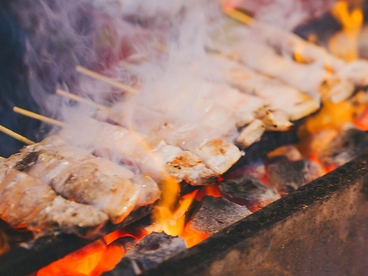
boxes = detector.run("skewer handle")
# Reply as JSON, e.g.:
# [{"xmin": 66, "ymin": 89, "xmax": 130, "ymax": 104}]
[
  {"xmin": 56, "ymin": 89, "xmax": 106, "ymax": 110},
  {"xmin": 0, "ymin": 125, "xmax": 35, "ymax": 145},
  {"xmin": 76, "ymin": 66, "xmax": 139, "ymax": 94},
  {"xmin": 13, "ymin": 107, "xmax": 66, "ymax": 127},
  {"xmin": 223, "ymin": 6, "xmax": 254, "ymax": 25}
]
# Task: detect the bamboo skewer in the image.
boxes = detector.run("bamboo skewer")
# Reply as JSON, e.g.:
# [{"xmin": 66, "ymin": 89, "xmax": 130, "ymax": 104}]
[
  {"xmin": 76, "ymin": 66, "xmax": 139, "ymax": 94},
  {"xmin": 119, "ymin": 61, "xmax": 140, "ymax": 74},
  {"xmin": 0, "ymin": 124, "xmax": 35, "ymax": 145},
  {"xmin": 223, "ymin": 6, "xmax": 253, "ymax": 25},
  {"xmin": 56, "ymin": 89, "xmax": 106, "ymax": 110},
  {"xmin": 13, "ymin": 107, "xmax": 66, "ymax": 127}
]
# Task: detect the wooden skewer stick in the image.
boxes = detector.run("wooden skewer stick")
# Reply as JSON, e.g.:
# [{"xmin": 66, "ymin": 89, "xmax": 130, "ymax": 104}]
[
  {"xmin": 119, "ymin": 61, "xmax": 140, "ymax": 74},
  {"xmin": 223, "ymin": 5, "xmax": 254, "ymax": 25},
  {"xmin": 56, "ymin": 89, "xmax": 106, "ymax": 110},
  {"xmin": 0, "ymin": 124, "xmax": 35, "ymax": 145},
  {"xmin": 13, "ymin": 107, "xmax": 66, "ymax": 127},
  {"xmin": 76, "ymin": 66, "xmax": 139, "ymax": 94}
]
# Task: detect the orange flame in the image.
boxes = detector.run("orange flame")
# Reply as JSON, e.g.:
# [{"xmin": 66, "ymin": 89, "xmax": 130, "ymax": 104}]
[
  {"xmin": 37, "ymin": 240, "xmax": 119, "ymax": 276},
  {"xmin": 152, "ymin": 176, "xmax": 186, "ymax": 236},
  {"xmin": 180, "ymin": 224, "xmax": 209, "ymax": 248},
  {"xmin": 328, "ymin": 0, "xmax": 363, "ymax": 61}
]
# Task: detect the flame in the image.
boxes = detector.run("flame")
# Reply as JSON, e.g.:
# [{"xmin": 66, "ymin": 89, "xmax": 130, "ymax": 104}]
[
  {"xmin": 302, "ymin": 100, "xmax": 355, "ymax": 134},
  {"xmin": 152, "ymin": 176, "xmax": 185, "ymax": 236},
  {"xmin": 37, "ymin": 240, "xmax": 116, "ymax": 276},
  {"xmin": 297, "ymin": 89, "xmax": 368, "ymax": 173},
  {"xmin": 328, "ymin": 0, "xmax": 363, "ymax": 61},
  {"xmin": 36, "ymin": 228, "xmax": 146, "ymax": 276},
  {"xmin": 195, "ymin": 185, "xmax": 221, "ymax": 201},
  {"xmin": 123, "ymin": 129, "xmax": 187, "ymax": 236},
  {"xmin": 180, "ymin": 223, "xmax": 209, "ymax": 248},
  {"xmin": 354, "ymin": 105, "xmax": 368, "ymax": 130}
]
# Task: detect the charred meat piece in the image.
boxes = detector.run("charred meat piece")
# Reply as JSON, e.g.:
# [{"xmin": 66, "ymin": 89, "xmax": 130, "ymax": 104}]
[
  {"xmin": 17, "ymin": 151, "xmax": 140, "ymax": 224},
  {"xmin": 188, "ymin": 196, "xmax": 251, "ymax": 235},
  {"xmin": 105, "ymin": 232, "xmax": 187, "ymax": 276},
  {"xmin": 319, "ymin": 128, "xmax": 368, "ymax": 168},
  {"xmin": 62, "ymin": 120, "xmax": 217, "ymax": 185},
  {"xmin": 267, "ymin": 158, "xmax": 322, "ymax": 195},
  {"xmin": 0, "ymin": 168, "xmax": 108, "ymax": 236},
  {"xmin": 219, "ymin": 174, "xmax": 280, "ymax": 212},
  {"xmin": 6, "ymin": 136, "xmax": 160, "ymax": 224}
]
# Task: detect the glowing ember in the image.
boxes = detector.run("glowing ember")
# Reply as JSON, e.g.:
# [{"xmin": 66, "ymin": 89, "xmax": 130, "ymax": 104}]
[{"xmin": 37, "ymin": 240, "xmax": 119, "ymax": 276}]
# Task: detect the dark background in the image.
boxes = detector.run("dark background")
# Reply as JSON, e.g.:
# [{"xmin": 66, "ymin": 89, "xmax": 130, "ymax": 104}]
[{"xmin": 0, "ymin": 1, "xmax": 41, "ymax": 157}]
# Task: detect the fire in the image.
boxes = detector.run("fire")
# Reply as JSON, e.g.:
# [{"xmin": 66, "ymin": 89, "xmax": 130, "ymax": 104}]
[
  {"xmin": 152, "ymin": 176, "xmax": 185, "ymax": 236},
  {"xmin": 195, "ymin": 184, "xmax": 221, "ymax": 201},
  {"xmin": 328, "ymin": 0, "xmax": 363, "ymax": 61},
  {"xmin": 37, "ymin": 228, "xmax": 146, "ymax": 276},
  {"xmin": 37, "ymin": 240, "xmax": 122, "ymax": 276},
  {"xmin": 180, "ymin": 224, "xmax": 209, "ymax": 248}
]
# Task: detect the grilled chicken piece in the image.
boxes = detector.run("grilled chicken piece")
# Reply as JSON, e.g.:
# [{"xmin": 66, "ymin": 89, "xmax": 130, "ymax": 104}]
[
  {"xmin": 132, "ymin": 174, "xmax": 161, "ymax": 205},
  {"xmin": 209, "ymin": 54, "xmax": 320, "ymax": 120},
  {"xmin": 8, "ymin": 136, "xmax": 160, "ymax": 224},
  {"xmin": 61, "ymin": 121, "xmax": 217, "ymax": 185},
  {"xmin": 236, "ymin": 119, "xmax": 265, "ymax": 148},
  {"xmin": 248, "ymin": 21, "xmax": 368, "ymax": 89},
  {"xmin": 211, "ymin": 21, "xmax": 355, "ymax": 101},
  {"xmin": 195, "ymin": 139, "xmax": 242, "ymax": 175},
  {"xmin": 0, "ymin": 167, "xmax": 108, "ymax": 235},
  {"xmin": 248, "ymin": 20, "xmax": 346, "ymax": 72}
]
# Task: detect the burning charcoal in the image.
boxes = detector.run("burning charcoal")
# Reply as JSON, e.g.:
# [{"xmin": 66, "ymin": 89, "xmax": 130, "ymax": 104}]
[
  {"xmin": 219, "ymin": 175, "xmax": 280, "ymax": 212},
  {"xmin": 189, "ymin": 196, "xmax": 251, "ymax": 235},
  {"xmin": 104, "ymin": 232, "xmax": 187, "ymax": 276},
  {"xmin": 110, "ymin": 236, "xmax": 137, "ymax": 254},
  {"xmin": 319, "ymin": 128, "xmax": 368, "ymax": 168},
  {"xmin": 267, "ymin": 158, "xmax": 322, "ymax": 195}
]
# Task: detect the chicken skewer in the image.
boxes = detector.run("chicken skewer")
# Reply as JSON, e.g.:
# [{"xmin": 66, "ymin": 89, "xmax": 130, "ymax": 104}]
[
  {"xmin": 12, "ymin": 105, "xmax": 222, "ymax": 182},
  {"xmin": 6, "ymin": 135, "xmax": 160, "ymax": 224},
  {"xmin": 0, "ymin": 159, "xmax": 108, "ymax": 236},
  {"xmin": 208, "ymin": 54, "xmax": 321, "ymax": 119},
  {"xmin": 223, "ymin": 8, "xmax": 368, "ymax": 96},
  {"xmin": 210, "ymin": 26, "xmax": 354, "ymax": 102},
  {"xmin": 61, "ymin": 119, "xmax": 220, "ymax": 183}
]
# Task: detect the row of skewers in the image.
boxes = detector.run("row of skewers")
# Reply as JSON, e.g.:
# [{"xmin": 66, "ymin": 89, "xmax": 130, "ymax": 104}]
[{"xmin": 1, "ymin": 4, "xmax": 368, "ymax": 237}]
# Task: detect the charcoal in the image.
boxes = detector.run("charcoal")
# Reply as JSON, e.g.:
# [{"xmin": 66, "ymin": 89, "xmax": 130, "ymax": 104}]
[
  {"xmin": 104, "ymin": 232, "xmax": 187, "ymax": 276},
  {"xmin": 231, "ymin": 120, "xmax": 302, "ymax": 170},
  {"xmin": 110, "ymin": 236, "xmax": 137, "ymax": 253},
  {"xmin": 319, "ymin": 128, "xmax": 368, "ymax": 167},
  {"xmin": 267, "ymin": 158, "xmax": 321, "ymax": 195},
  {"xmin": 293, "ymin": 12, "xmax": 341, "ymax": 46},
  {"xmin": 219, "ymin": 175, "xmax": 280, "ymax": 212},
  {"xmin": 189, "ymin": 196, "xmax": 251, "ymax": 235}
]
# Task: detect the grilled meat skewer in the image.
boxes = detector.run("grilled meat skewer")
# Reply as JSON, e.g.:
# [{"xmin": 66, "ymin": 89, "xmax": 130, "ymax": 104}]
[
  {"xmin": 0, "ymin": 162, "xmax": 108, "ymax": 236},
  {"xmin": 7, "ymin": 136, "xmax": 160, "ymax": 224}
]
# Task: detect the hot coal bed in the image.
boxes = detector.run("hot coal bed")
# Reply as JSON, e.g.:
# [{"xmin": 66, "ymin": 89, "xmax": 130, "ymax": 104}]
[{"xmin": 138, "ymin": 154, "xmax": 368, "ymax": 276}]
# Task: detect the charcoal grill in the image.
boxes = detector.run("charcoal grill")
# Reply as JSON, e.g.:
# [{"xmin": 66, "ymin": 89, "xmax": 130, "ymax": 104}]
[
  {"xmin": 1, "ymin": 2, "xmax": 368, "ymax": 276},
  {"xmin": 137, "ymin": 153, "xmax": 368, "ymax": 276},
  {"xmin": 1, "ymin": 120, "xmax": 368, "ymax": 276}
]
